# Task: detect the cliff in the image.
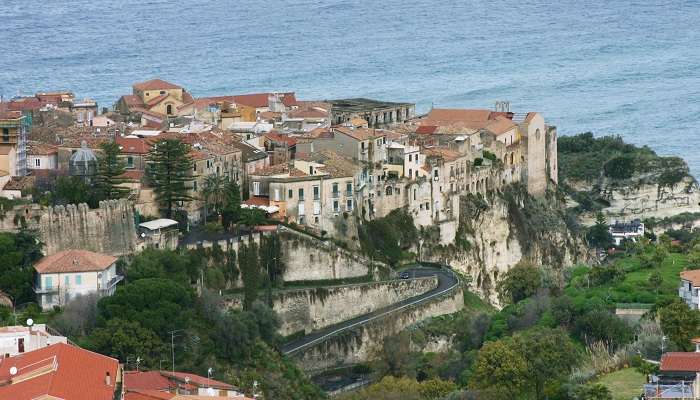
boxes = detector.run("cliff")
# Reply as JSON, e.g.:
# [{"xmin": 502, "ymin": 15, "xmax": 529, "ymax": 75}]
[{"xmin": 421, "ymin": 184, "xmax": 588, "ymax": 304}]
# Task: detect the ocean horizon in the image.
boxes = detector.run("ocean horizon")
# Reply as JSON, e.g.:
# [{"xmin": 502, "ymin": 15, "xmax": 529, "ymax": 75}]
[{"xmin": 1, "ymin": 0, "xmax": 699, "ymax": 174}]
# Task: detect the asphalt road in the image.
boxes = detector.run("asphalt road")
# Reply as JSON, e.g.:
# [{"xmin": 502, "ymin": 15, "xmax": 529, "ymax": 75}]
[{"xmin": 281, "ymin": 266, "xmax": 460, "ymax": 355}]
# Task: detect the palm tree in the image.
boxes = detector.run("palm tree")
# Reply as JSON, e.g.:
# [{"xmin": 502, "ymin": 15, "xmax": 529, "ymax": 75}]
[{"xmin": 201, "ymin": 175, "xmax": 226, "ymax": 224}]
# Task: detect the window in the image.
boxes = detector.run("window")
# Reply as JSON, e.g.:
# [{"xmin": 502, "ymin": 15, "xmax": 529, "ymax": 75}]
[
  {"xmin": 313, "ymin": 201, "xmax": 321, "ymax": 215},
  {"xmin": 253, "ymin": 182, "xmax": 260, "ymax": 196},
  {"xmin": 408, "ymin": 169, "xmax": 412, "ymax": 178},
  {"xmin": 313, "ymin": 186, "xmax": 319, "ymax": 200},
  {"xmin": 75, "ymin": 274, "xmax": 82, "ymax": 285},
  {"xmin": 64, "ymin": 276, "xmax": 69, "ymax": 286},
  {"xmin": 298, "ymin": 203, "xmax": 305, "ymax": 216},
  {"xmin": 166, "ymin": 104, "xmax": 173, "ymax": 115},
  {"xmin": 346, "ymin": 182, "xmax": 353, "ymax": 195},
  {"xmin": 386, "ymin": 186, "xmax": 393, "ymax": 195},
  {"xmin": 35, "ymin": 158, "xmax": 41, "ymax": 167},
  {"xmin": 193, "ymin": 181, "xmax": 198, "ymax": 192},
  {"xmin": 45, "ymin": 276, "xmax": 53, "ymax": 289},
  {"xmin": 346, "ymin": 199, "xmax": 353, "ymax": 211},
  {"xmin": 333, "ymin": 200, "xmax": 339, "ymax": 212},
  {"xmin": 127, "ymin": 156, "xmax": 134, "ymax": 168},
  {"xmin": 332, "ymin": 183, "xmax": 339, "ymax": 197},
  {"xmin": 288, "ymin": 189, "xmax": 293, "ymax": 199},
  {"xmin": 2, "ymin": 128, "xmax": 9, "ymax": 142},
  {"xmin": 413, "ymin": 189, "xmax": 417, "ymax": 200},
  {"xmin": 273, "ymin": 188, "xmax": 280, "ymax": 201},
  {"xmin": 298, "ymin": 188, "xmax": 304, "ymax": 200},
  {"xmin": 408, "ymin": 154, "xmax": 412, "ymax": 162},
  {"xmin": 160, "ymin": 90, "xmax": 166, "ymax": 95}
]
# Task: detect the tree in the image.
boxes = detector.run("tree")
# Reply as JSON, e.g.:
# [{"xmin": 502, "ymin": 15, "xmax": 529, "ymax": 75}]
[
  {"xmin": 572, "ymin": 383, "xmax": 613, "ymax": 400},
  {"xmin": 470, "ymin": 339, "xmax": 528, "ymax": 398},
  {"xmin": 586, "ymin": 212, "xmax": 613, "ymax": 249},
  {"xmin": 648, "ymin": 270, "xmax": 664, "ymax": 293},
  {"xmin": 239, "ymin": 208, "xmax": 267, "ymax": 227},
  {"xmin": 517, "ymin": 328, "xmax": 579, "ymax": 399},
  {"xmin": 239, "ymin": 241, "xmax": 261, "ymax": 309},
  {"xmin": 574, "ymin": 310, "xmax": 633, "ymax": 349},
  {"xmin": 222, "ymin": 180, "xmax": 242, "ymax": 229},
  {"xmin": 260, "ymin": 234, "xmax": 286, "ymax": 288},
  {"xmin": 147, "ymin": 139, "xmax": 194, "ymax": 218},
  {"xmin": 201, "ymin": 174, "xmax": 226, "ymax": 223},
  {"xmin": 0, "ymin": 231, "xmax": 43, "ymax": 304},
  {"xmin": 497, "ymin": 262, "xmax": 541, "ymax": 305},
  {"xmin": 660, "ymin": 300, "xmax": 700, "ymax": 351},
  {"xmin": 95, "ymin": 141, "xmax": 130, "ymax": 200},
  {"xmin": 55, "ymin": 175, "xmax": 95, "ymax": 206},
  {"xmin": 86, "ymin": 318, "xmax": 166, "ymax": 366}
]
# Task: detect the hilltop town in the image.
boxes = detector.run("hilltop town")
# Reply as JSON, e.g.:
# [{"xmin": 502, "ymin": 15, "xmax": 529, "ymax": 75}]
[{"xmin": 3, "ymin": 80, "xmax": 700, "ymax": 400}]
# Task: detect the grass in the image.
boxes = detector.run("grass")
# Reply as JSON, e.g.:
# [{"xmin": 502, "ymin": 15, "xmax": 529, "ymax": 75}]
[
  {"xmin": 595, "ymin": 368, "xmax": 645, "ymax": 400},
  {"xmin": 566, "ymin": 252, "xmax": 688, "ymax": 305}
]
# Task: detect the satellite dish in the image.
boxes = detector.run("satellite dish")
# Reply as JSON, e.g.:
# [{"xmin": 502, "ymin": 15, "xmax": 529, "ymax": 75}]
[
  {"xmin": 185, "ymin": 377, "xmax": 190, "ymax": 384},
  {"xmin": 9, "ymin": 366, "xmax": 17, "ymax": 376},
  {"xmin": 26, "ymin": 318, "xmax": 33, "ymax": 327},
  {"xmin": 140, "ymin": 232, "xmax": 146, "ymax": 238}
]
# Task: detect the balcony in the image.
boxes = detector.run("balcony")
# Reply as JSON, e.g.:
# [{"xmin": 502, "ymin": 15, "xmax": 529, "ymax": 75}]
[
  {"xmin": 331, "ymin": 191, "xmax": 340, "ymax": 198},
  {"xmin": 99, "ymin": 275, "xmax": 124, "ymax": 293},
  {"xmin": 33, "ymin": 285, "xmax": 59, "ymax": 294},
  {"xmin": 345, "ymin": 190, "xmax": 353, "ymax": 197}
]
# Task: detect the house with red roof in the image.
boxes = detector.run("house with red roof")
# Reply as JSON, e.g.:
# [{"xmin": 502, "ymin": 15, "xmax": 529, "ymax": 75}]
[
  {"xmin": 0, "ymin": 342, "xmax": 120, "ymax": 400},
  {"xmin": 115, "ymin": 79, "xmax": 194, "ymax": 121},
  {"xmin": 123, "ymin": 370, "xmax": 249, "ymax": 399},
  {"xmin": 643, "ymin": 350, "xmax": 700, "ymax": 398},
  {"xmin": 33, "ymin": 249, "xmax": 123, "ymax": 310},
  {"xmin": 680, "ymin": 270, "xmax": 700, "ymax": 310}
]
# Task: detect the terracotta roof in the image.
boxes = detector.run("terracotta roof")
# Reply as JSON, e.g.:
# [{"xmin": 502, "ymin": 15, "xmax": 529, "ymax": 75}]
[
  {"xmin": 232, "ymin": 92, "xmax": 296, "ymax": 108},
  {"xmin": 416, "ymin": 125, "xmax": 438, "ymax": 135},
  {"xmin": 245, "ymin": 197, "xmax": 271, "ymax": 207},
  {"xmin": 119, "ymin": 170, "xmax": 145, "ymax": 181},
  {"xmin": 661, "ymin": 352, "xmax": 700, "ymax": 372},
  {"xmin": 0, "ymin": 343, "xmax": 119, "ymax": 400},
  {"xmin": 133, "ymin": 79, "xmax": 182, "ymax": 91},
  {"xmin": 123, "ymin": 371, "xmax": 172, "ymax": 392},
  {"xmin": 422, "ymin": 109, "xmax": 516, "ymax": 135},
  {"xmin": 297, "ymin": 150, "xmax": 359, "ymax": 178},
  {"xmin": 264, "ymin": 132, "xmax": 297, "ymax": 146},
  {"xmin": 28, "ymin": 142, "xmax": 59, "ymax": 156},
  {"xmin": 3, "ymin": 176, "xmax": 35, "ymax": 190},
  {"xmin": 189, "ymin": 149, "xmax": 211, "ymax": 161},
  {"xmin": 681, "ymin": 270, "xmax": 700, "ymax": 287},
  {"xmin": 333, "ymin": 126, "xmax": 385, "ymax": 141},
  {"xmin": 0, "ymin": 108, "xmax": 23, "ymax": 120},
  {"xmin": 145, "ymin": 93, "xmax": 170, "ymax": 107},
  {"xmin": 287, "ymin": 109, "xmax": 327, "ymax": 119},
  {"xmin": 159, "ymin": 370, "xmax": 235, "ymax": 390},
  {"xmin": 125, "ymin": 389, "xmax": 175, "ymax": 400},
  {"xmin": 422, "ymin": 147, "xmax": 462, "ymax": 162},
  {"xmin": 121, "ymin": 94, "xmax": 145, "ymax": 108},
  {"xmin": 34, "ymin": 249, "xmax": 117, "ymax": 274},
  {"xmin": 251, "ymin": 163, "xmax": 307, "ymax": 177},
  {"xmin": 117, "ymin": 136, "xmax": 152, "ymax": 154}
]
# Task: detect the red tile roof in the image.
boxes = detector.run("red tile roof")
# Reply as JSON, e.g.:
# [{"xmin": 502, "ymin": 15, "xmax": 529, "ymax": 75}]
[
  {"xmin": 28, "ymin": 142, "xmax": 58, "ymax": 156},
  {"xmin": 0, "ymin": 343, "xmax": 119, "ymax": 400},
  {"xmin": 125, "ymin": 389, "xmax": 175, "ymax": 400},
  {"xmin": 117, "ymin": 136, "xmax": 152, "ymax": 154},
  {"xmin": 681, "ymin": 270, "xmax": 700, "ymax": 287},
  {"xmin": 122, "ymin": 94, "xmax": 146, "ymax": 108},
  {"xmin": 423, "ymin": 109, "xmax": 516, "ymax": 135},
  {"xmin": 232, "ymin": 92, "xmax": 296, "ymax": 108},
  {"xmin": 34, "ymin": 249, "xmax": 117, "ymax": 274},
  {"xmin": 661, "ymin": 352, "xmax": 700, "ymax": 372},
  {"xmin": 264, "ymin": 132, "xmax": 297, "ymax": 146},
  {"xmin": 146, "ymin": 93, "xmax": 170, "ymax": 107},
  {"xmin": 416, "ymin": 125, "xmax": 437, "ymax": 135},
  {"xmin": 119, "ymin": 170, "xmax": 145, "ymax": 181},
  {"xmin": 159, "ymin": 370, "xmax": 235, "ymax": 390},
  {"xmin": 124, "ymin": 371, "xmax": 172, "ymax": 392},
  {"xmin": 244, "ymin": 197, "xmax": 271, "ymax": 207},
  {"xmin": 333, "ymin": 126, "xmax": 385, "ymax": 141},
  {"xmin": 133, "ymin": 79, "xmax": 183, "ymax": 91}
]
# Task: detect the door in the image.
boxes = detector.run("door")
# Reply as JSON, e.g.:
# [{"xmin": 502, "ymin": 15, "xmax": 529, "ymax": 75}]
[{"xmin": 18, "ymin": 338, "xmax": 24, "ymax": 353}]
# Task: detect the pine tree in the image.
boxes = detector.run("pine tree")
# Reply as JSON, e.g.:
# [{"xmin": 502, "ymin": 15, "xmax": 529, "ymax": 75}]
[
  {"xmin": 147, "ymin": 139, "xmax": 194, "ymax": 218},
  {"xmin": 95, "ymin": 141, "xmax": 130, "ymax": 201},
  {"xmin": 222, "ymin": 180, "xmax": 242, "ymax": 229}
]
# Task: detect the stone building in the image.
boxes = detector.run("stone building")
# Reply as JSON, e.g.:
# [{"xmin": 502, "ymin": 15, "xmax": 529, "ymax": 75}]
[{"xmin": 328, "ymin": 98, "xmax": 415, "ymax": 128}]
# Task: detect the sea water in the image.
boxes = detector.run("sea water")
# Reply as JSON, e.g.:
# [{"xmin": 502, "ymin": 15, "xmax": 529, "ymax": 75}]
[{"xmin": 1, "ymin": 0, "xmax": 699, "ymax": 173}]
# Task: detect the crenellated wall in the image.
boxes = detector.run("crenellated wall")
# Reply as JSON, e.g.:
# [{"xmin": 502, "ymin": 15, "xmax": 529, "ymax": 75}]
[
  {"xmin": 0, "ymin": 199, "xmax": 137, "ymax": 256},
  {"xmin": 224, "ymin": 276, "xmax": 438, "ymax": 336},
  {"xmin": 288, "ymin": 286, "xmax": 463, "ymax": 372}
]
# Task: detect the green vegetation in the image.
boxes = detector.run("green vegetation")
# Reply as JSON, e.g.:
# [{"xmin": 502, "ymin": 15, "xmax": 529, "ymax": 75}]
[
  {"xmin": 0, "ymin": 230, "xmax": 44, "ymax": 304},
  {"xmin": 95, "ymin": 141, "xmax": 130, "ymax": 200},
  {"xmin": 358, "ymin": 209, "xmax": 418, "ymax": 265},
  {"xmin": 594, "ymin": 368, "xmax": 645, "ymax": 400},
  {"xmin": 147, "ymin": 138, "xmax": 195, "ymax": 219}
]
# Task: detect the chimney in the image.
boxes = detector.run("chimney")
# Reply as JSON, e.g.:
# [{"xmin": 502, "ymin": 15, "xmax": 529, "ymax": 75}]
[{"xmin": 105, "ymin": 371, "xmax": 111, "ymax": 386}]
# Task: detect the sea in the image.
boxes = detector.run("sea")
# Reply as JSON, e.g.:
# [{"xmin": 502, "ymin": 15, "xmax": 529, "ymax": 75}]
[{"xmin": 1, "ymin": 0, "xmax": 699, "ymax": 174}]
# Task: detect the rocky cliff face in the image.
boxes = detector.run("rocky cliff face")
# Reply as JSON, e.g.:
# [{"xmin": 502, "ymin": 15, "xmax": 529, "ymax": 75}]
[{"xmin": 422, "ymin": 184, "xmax": 588, "ymax": 305}]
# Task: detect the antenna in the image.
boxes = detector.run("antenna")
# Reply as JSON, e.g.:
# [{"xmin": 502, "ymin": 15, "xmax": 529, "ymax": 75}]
[{"xmin": 26, "ymin": 318, "xmax": 33, "ymax": 327}]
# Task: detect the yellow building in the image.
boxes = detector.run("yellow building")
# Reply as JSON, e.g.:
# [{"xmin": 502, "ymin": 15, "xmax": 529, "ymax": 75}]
[{"xmin": 0, "ymin": 109, "xmax": 28, "ymax": 176}]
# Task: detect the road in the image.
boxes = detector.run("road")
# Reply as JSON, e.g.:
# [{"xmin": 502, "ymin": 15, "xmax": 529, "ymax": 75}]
[{"xmin": 281, "ymin": 266, "xmax": 460, "ymax": 355}]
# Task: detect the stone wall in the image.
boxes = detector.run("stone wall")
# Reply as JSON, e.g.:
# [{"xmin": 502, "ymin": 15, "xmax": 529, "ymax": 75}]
[
  {"xmin": 0, "ymin": 199, "xmax": 137, "ymax": 256},
  {"xmin": 225, "ymin": 276, "xmax": 438, "ymax": 336},
  {"xmin": 289, "ymin": 286, "xmax": 463, "ymax": 372}
]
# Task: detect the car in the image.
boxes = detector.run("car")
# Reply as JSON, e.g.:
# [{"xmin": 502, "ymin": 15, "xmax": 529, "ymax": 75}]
[{"xmin": 399, "ymin": 271, "xmax": 410, "ymax": 279}]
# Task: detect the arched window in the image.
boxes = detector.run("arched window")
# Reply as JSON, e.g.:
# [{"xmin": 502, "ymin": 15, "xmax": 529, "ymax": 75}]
[
  {"xmin": 166, "ymin": 104, "xmax": 173, "ymax": 115},
  {"xmin": 386, "ymin": 186, "xmax": 393, "ymax": 196}
]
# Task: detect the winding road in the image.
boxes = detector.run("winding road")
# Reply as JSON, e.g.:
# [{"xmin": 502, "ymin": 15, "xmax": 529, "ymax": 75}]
[{"xmin": 281, "ymin": 266, "xmax": 460, "ymax": 355}]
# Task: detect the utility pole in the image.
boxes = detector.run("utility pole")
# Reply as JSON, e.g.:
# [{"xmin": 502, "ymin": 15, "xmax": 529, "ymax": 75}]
[{"xmin": 169, "ymin": 329, "xmax": 183, "ymax": 373}]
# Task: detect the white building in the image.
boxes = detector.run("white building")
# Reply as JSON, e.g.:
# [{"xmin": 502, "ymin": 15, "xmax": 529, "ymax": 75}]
[
  {"xmin": 609, "ymin": 219, "xmax": 645, "ymax": 246},
  {"xmin": 33, "ymin": 249, "xmax": 123, "ymax": 311},
  {"xmin": 680, "ymin": 270, "xmax": 700, "ymax": 310},
  {"xmin": 27, "ymin": 142, "xmax": 58, "ymax": 171},
  {"xmin": 0, "ymin": 324, "xmax": 67, "ymax": 358}
]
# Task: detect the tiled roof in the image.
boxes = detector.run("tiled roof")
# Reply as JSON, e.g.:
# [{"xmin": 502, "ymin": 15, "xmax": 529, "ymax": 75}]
[
  {"xmin": 28, "ymin": 142, "xmax": 59, "ymax": 156},
  {"xmin": 416, "ymin": 125, "xmax": 437, "ymax": 135},
  {"xmin": 251, "ymin": 163, "xmax": 307, "ymax": 177},
  {"xmin": 159, "ymin": 370, "xmax": 235, "ymax": 390},
  {"xmin": 121, "ymin": 94, "xmax": 145, "ymax": 108},
  {"xmin": 34, "ymin": 249, "xmax": 117, "ymax": 274},
  {"xmin": 3, "ymin": 176, "xmax": 35, "ymax": 191},
  {"xmin": 119, "ymin": 170, "xmax": 145, "ymax": 181},
  {"xmin": 423, "ymin": 109, "xmax": 516, "ymax": 135},
  {"xmin": 233, "ymin": 92, "xmax": 296, "ymax": 108},
  {"xmin": 333, "ymin": 126, "xmax": 385, "ymax": 141},
  {"xmin": 133, "ymin": 79, "xmax": 182, "ymax": 91},
  {"xmin": 125, "ymin": 389, "xmax": 175, "ymax": 400},
  {"xmin": 123, "ymin": 371, "xmax": 172, "ymax": 392},
  {"xmin": 117, "ymin": 136, "xmax": 152, "ymax": 154},
  {"xmin": 661, "ymin": 352, "xmax": 700, "ymax": 372},
  {"xmin": 245, "ymin": 197, "xmax": 270, "ymax": 207},
  {"xmin": 681, "ymin": 270, "xmax": 700, "ymax": 287},
  {"xmin": 297, "ymin": 150, "xmax": 359, "ymax": 178},
  {"xmin": 0, "ymin": 343, "xmax": 119, "ymax": 400},
  {"xmin": 145, "ymin": 93, "xmax": 170, "ymax": 107},
  {"xmin": 287, "ymin": 109, "xmax": 327, "ymax": 119},
  {"xmin": 264, "ymin": 132, "xmax": 297, "ymax": 146},
  {"xmin": 422, "ymin": 147, "xmax": 463, "ymax": 162}
]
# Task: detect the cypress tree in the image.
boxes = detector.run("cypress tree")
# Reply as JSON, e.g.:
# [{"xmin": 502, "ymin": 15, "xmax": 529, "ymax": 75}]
[{"xmin": 147, "ymin": 139, "xmax": 194, "ymax": 218}]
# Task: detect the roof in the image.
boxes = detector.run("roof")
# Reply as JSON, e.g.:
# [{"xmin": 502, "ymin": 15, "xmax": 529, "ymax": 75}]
[
  {"xmin": 0, "ymin": 343, "xmax": 119, "ymax": 400},
  {"xmin": 681, "ymin": 270, "xmax": 700, "ymax": 287},
  {"xmin": 287, "ymin": 109, "xmax": 328, "ymax": 119},
  {"xmin": 422, "ymin": 147, "xmax": 463, "ymax": 162},
  {"xmin": 139, "ymin": 219, "xmax": 178, "ymax": 231},
  {"xmin": 660, "ymin": 352, "xmax": 700, "ymax": 372},
  {"xmin": 333, "ymin": 126, "xmax": 385, "ymax": 141},
  {"xmin": 0, "ymin": 146, "xmax": 14, "ymax": 156},
  {"xmin": 298, "ymin": 150, "xmax": 358, "ymax": 178},
  {"xmin": 117, "ymin": 136, "xmax": 152, "ymax": 154},
  {"xmin": 416, "ymin": 125, "xmax": 438, "ymax": 135},
  {"xmin": 251, "ymin": 163, "xmax": 307, "ymax": 177},
  {"xmin": 328, "ymin": 98, "xmax": 414, "ymax": 113},
  {"xmin": 159, "ymin": 370, "xmax": 235, "ymax": 390},
  {"xmin": 264, "ymin": 132, "xmax": 297, "ymax": 147},
  {"xmin": 28, "ymin": 142, "xmax": 58, "ymax": 156},
  {"xmin": 233, "ymin": 92, "xmax": 297, "ymax": 108},
  {"xmin": 133, "ymin": 79, "xmax": 183, "ymax": 91},
  {"xmin": 34, "ymin": 249, "xmax": 118, "ymax": 274},
  {"xmin": 423, "ymin": 109, "xmax": 517, "ymax": 135},
  {"xmin": 123, "ymin": 371, "xmax": 172, "ymax": 392}
]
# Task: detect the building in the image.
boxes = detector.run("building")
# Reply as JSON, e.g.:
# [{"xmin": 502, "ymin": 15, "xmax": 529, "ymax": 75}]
[
  {"xmin": 680, "ymin": 270, "xmax": 700, "ymax": 310},
  {"xmin": 328, "ymin": 98, "xmax": 415, "ymax": 127},
  {"xmin": 0, "ymin": 324, "xmax": 67, "ymax": 358},
  {"xmin": 138, "ymin": 218, "xmax": 179, "ymax": 250},
  {"xmin": 0, "ymin": 108, "xmax": 29, "ymax": 177},
  {"xmin": 643, "ymin": 350, "xmax": 700, "ymax": 399},
  {"xmin": 33, "ymin": 249, "xmax": 123, "ymax": 310},
  {"xmin": 609, "ymin": 219, "xmax": 645, "ymax": 246},
  {"xmin": 115, "ymin": 79, "xmax": 194, "ymax": 120},
  {"xmin": 27, "ymin": 142, "xmax": 58, "ymax": 171},
  {"xmin": 0, "ymin": 342, "xmax": 120, "ymax": 400},
  {"xmin": 123, "ymin": 370, "xmax": 247, "ymax": 398}
]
